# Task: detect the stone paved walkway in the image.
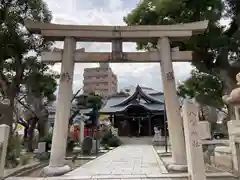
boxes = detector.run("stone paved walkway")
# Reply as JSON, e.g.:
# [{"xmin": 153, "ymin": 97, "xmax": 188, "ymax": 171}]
[{"xmin": 65, "ymin": 145, "xmax": 166, "ymax": 179}]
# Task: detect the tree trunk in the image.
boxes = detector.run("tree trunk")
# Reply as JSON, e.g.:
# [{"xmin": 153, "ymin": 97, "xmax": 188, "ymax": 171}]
[
  {"xmin": 26, "ymin": 93, "xmax": 48, "ymax": 139},
  {"xmin": 37, "ymin": 119, "xmax": 46, "ymax": 138},
  {"xmin": 0, "ymin": 97, "xmax": 14, "ymax": 127},
  {"xmin": 27, "ymin": 117, "xmax": 37, "ymax": 152},
  {"xmin": 23, "ymin": 125, "xmax": 29, "ymax": 148}
]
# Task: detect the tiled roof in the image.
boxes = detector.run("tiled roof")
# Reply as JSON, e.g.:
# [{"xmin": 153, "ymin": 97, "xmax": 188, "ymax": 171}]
[{"xmin": 100, "ymin": 85, "xmax": 165, "ymax": 114}]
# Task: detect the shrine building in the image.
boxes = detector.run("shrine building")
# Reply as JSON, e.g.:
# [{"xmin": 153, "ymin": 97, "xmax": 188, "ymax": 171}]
[{"xmin": 100, "ymin": 85, "xmax": 167, "ymax": 136}]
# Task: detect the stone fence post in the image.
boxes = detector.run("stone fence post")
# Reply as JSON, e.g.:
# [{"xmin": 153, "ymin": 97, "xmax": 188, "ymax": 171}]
[
  {"xmin": 0, "ymin": 124, "xmax": 10, "ymax": 177},
  {"xmin": 182, "ymin": 99, "xmax": 206, "ymax": 180},
  {"xmin": 228, "ymin": 120, "xmax": 240, "ymax": 175}
]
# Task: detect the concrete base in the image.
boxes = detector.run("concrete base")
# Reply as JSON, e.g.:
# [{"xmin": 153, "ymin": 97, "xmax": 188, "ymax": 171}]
[
  {"xmin": 152, "ymin": 136, "xmax": 165, "ymax": 146},
  {"xmin": 153, "ymin": 140, "xmax": 166, "ymax": 146},
  {"xmin": 43, "ymin": 165, "xmax": 71, "ymax": 176},
  {"xmin": 212, "ymin": 146, "xmax": 232, "ymax": 169},
  {"xmin": 166, "ymin": 163, "xmax": 188, "ymax": 172}
]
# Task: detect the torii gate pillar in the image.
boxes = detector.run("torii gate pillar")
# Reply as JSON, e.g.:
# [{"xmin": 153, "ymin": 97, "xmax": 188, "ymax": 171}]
[
  {"xmin": 158, "ymin": 37, "xmax": 187, "ymax": 170},
  {"xmin": 43, "ymin": 37, "xmax": 76, "ymax": 175}
]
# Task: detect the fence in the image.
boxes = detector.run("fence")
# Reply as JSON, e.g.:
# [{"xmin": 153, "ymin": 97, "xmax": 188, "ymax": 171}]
[{"xmin": 201, "ymin": 140, "xmax": 234, "ymax": 173}]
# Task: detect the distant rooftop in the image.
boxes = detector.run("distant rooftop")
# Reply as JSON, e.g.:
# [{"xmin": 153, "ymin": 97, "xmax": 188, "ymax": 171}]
[{"xmin": 120, "ymin": 85, "xmax": 162, "ymax": 95}]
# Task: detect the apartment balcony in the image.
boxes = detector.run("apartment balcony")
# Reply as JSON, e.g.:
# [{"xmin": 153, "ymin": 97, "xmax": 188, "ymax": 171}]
[
  {"xmin": 83, "ymin": 88, "xmax": 108, "ymax": 97},
  {"xmin": 83, "ymin": 84, "xmax": 110, "ymax": 92},
  {"xmin": 84, "ymin": 85, "xmax": 109, "ymax": 90},
  {"xmin": 84, "ymin": 70, "xmax": 109, "ymax": 77},
  {"xmin": 83, "ymin": 78, "xmax": 109, "ymax": 84}
]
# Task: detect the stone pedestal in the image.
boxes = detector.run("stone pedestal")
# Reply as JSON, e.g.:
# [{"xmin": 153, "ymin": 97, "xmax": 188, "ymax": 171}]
[
  {"xmin": 182, "ymin": 99, "xmax": 206, "ymax": 180},
  {"xmin": 43, "ymin": 37, "xmax": 76, "ymax": 176},
  {"xmin": 152, "ymin": 128, "xmax": 165, "ymax": 146},
  {"xmin": 43, "ymin": 165, "xmax": 71, "ymax": 176},
  {"xmin": 213, "ymin": 146, "xmax": 232, "ymax": 169},
  {"xmin": 198, "ymin": 121, "xmax": 211, "ymax": 140},
  {"xmin": 235, "ymin": 106, "xmax": 240, "ymax": 120},
  {"xmin": 158, "ymin": 37, "xmax": 187, "ymax": 167},
  {"xmin": 37, "ymin": 142, "xmax": 46, "ymax": 153},
  {"xmin": 227, "ymin": 120, "xmax": 240, "ymax": 174},
  {"xmin": 92, "ymin": 140, "xmax": 100, "ymax": 153},
  {"xmin": 0, "ymin": 124, "xmax": 10, "ymax": 177}
]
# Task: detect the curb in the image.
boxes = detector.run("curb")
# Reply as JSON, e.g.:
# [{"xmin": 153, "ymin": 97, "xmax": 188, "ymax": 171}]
[
  {"xmin": 5, "ymin": 172, "xmax": 236, "ymax": 180},
  {"xmin": 4, "ymin": 162, "xmax": 48, "ymax": 178},
  {"xmin": 152, "ymin": 146, "xmax": 168, "ymax": 173},
  {"xmin": 15, "ymin": 163, "xmax": 48, "ymax": 177}
]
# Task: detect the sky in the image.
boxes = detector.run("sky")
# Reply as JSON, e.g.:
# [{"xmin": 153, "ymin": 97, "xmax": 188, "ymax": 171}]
[{"xmin": 44, "ymin": 0, "xmax": 195, "ymax": 93}]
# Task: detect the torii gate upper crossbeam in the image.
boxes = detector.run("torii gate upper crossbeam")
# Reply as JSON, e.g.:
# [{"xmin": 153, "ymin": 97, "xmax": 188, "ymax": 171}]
[{"xmin": 25, "ymin": 20, "xmax": 209, "ymax": 42}]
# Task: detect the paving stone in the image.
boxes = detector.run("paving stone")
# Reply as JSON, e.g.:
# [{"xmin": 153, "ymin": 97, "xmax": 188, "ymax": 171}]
[{"xmin": 66, "ymin": 145, "xmax": 164, "ymax": 177}]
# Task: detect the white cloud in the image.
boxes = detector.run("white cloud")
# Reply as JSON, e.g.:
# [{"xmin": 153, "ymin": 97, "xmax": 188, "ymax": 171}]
[{"xmin": 44, "ymin": 0, "xmax": 193, "ymax": 93}]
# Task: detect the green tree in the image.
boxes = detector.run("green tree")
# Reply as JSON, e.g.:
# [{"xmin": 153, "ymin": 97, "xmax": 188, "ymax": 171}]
[
  {"xmin": 124, "ymin": 0, "xmax": 240, "ymax": 118},
  {"xmin": 21, "ymin": 63, "xmax": 58, "ymax": 151},
  {"xmin": 0, "ymin": 0, "xmax": 52, "ymax": 127},
  {"xmin": 75, "ymin": 92, "xmax": 103, "ymax": 110},
  {"xmin": 177, "ymin": 70, "xmax": 223, "ymax": 108},
  {"xmin": 177, "ymin": 70, "xmax": 224, "ymax": 132},
  {"xmin": 68, "ymin": 92, "xmax": 103, "ymax": 125},
  {"xmin": 85, "ymin": 92, "xmax": 103, "ymax": 109}
]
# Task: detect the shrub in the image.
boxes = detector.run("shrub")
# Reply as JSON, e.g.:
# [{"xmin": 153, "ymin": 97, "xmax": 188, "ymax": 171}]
[
  {"xmin": 107, "ymin": 136, "xmax": 122, "ymax": 147},
  {"xmin": 100, "ymin": 128, "xmax": 121, "ymax": 147},
  {"xmin": 100, "ymin": 130, "xmax": 113, "ymax": 145},
  {"xmin": 67, "ymin": 139, "xmax": 76, "ymax": 152},
  {"xmin": 34, "ymin": 152, "xmax": 50, "ymax": 161},
  {"xmin": 6, "ymin": 135, "xmax": 22, "ymax": 168},
  {"xmin": 82, "ymin": 136, "xmax": 93, "ymax": 155},
  {"xmin": 104, "ymin": 144, "xmax": 110, "ymax": 150},
  {"xmin": 39, "ymin": 132, "xmax": 52, "ymax": 152},
  {"xmin": 39, "ymin": 132, "xmax": 52, "ymax": 144}
]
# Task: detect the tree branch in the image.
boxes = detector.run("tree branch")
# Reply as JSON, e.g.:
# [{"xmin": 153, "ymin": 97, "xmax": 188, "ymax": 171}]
[
  {"xmin": 215, "ymin": 47, "xmax": 230, "ymax": 69},
  {"xmin": 216, "ymin": 107, "xmax": 228, "ymax": 115},
  {"xmin": 15, "ymin": 98, "xmax": 39, "ymax": 119},
  {"xmin": 10, "ymin": 57, "xmax": 24, "ymax": 95}
]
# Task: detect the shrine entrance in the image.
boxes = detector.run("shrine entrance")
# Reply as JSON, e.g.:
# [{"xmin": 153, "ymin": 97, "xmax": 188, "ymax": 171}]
[
  {"xmin": 25, "ymin": 20, "xmax": 209, "ymax": 174},
  {"xmin": 118, "ymin": 105, "xmax": 152, "ymax": 137},
  {"xmin": 124, "ymin": 105, "xmax": 164, "ymax": 137}
]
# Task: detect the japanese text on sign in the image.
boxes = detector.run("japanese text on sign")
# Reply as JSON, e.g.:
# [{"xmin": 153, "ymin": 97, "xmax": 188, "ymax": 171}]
[
  {"xmin": 60, "ymin": 72, "xmax": 71, "ymax": 83},
  {"xmin": 166, "ymin": 71, "xmax": 174, "ymax": 80},
  {"xmin": 192, "ymin": 140, "xmax": 200, "ymax": 147}
]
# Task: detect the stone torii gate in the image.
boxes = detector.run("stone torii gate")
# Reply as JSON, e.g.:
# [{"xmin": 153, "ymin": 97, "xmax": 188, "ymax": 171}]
[{"xmin": 25, "ymin": 20, "xmax": 209, "ymax": 175}]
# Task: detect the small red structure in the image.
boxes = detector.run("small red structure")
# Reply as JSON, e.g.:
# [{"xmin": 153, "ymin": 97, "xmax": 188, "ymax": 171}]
[{"xmin": 73, "ymin": 125, "xmax": 79, "ymax": 141}]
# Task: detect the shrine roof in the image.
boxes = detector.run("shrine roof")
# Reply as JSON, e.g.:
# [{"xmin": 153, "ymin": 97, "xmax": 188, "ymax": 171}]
[
  {"xmin": 100, "ymin": 85, "xmax": 165, "ymax": 114},
  {"xmin": 100, "ymin": 103, "xmax": 164, "ymax": 113}
]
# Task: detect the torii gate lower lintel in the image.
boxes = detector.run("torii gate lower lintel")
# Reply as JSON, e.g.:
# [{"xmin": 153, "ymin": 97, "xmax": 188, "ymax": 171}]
[
  {"xmin": 25, "ymin": 20, "xmax": 209, "ymax": 175},
  {"xmin": 42, "ymin": 48, "xmax": 193, "ymax": 63}
]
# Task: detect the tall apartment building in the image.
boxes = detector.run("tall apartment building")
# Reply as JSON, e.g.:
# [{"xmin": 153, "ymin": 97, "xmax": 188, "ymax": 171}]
[{"xmin": 83, "ymin": 63, "xmax": 118, "ymax": 97}]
